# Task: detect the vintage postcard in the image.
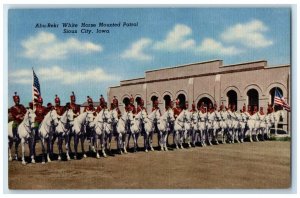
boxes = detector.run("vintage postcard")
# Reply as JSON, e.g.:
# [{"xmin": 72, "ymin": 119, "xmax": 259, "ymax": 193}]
[{"xmin": 7, "ymin": 7, "xmax": 291, "ymax": 190}]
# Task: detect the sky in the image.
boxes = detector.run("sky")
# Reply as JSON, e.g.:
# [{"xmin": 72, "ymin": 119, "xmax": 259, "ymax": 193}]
[{"xmin": 8, "ymin": 8, "xmax": 291, "ymax": 107}]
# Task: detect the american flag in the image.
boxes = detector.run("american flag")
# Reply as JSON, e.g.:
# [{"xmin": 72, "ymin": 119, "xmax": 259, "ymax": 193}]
[
  {"xmin": 32, "ymin": 69, "xmax": 41, "ymax": 102},
  {"xmin": 274, "ymin": 89, "xmax": 290, "ymax": 112}
]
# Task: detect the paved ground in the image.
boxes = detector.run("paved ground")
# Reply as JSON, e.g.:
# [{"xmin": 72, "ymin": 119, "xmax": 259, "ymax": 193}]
[{"xmin": 8, "ymin": 135, "xmax": 290, "ymax": 189}]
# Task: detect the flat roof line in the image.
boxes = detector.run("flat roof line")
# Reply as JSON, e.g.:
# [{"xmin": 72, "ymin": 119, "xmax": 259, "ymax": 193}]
[
  {"xmin": 145, "ymin": 59, "xmax": 222, "ymax": 73},
  {"xmin": 222, "ymin": 60, "xmax": 267, "ymax": 67}
]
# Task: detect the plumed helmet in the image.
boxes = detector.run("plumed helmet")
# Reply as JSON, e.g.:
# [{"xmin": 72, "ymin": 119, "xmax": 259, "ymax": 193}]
[
  {"xmin": 55, "ymin": 94, "xmax": 60, "ymax": 103},
  {"xmin": 100, "ymin": 94, "xmax": 105, "ymax": 102},
  {"xmin": 13, "ymin": 92, "xmax": 20, "ymax": 102},
  {"xmin": 37, "ymin": 96, "xmax": 43, "ymax": 103},
  {"xmin": 47, "ymin": 103, "xmax": 52, "ymax": 108},
  {"xmin": 87, "ymin": 96, "xmax": 93, "ymax": 104},
  {"xmin": 70, "ymin": 91, "xmax": 76, "ymax": 102}
]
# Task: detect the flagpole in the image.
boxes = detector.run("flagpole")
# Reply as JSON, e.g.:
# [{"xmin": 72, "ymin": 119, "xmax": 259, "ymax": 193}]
[{"xmin": 32, "ymin": 67, "xmax": 35, "ymax": 111}]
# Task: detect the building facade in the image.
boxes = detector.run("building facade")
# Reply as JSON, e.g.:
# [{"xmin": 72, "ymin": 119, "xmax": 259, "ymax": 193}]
[{"xmin": 108, "ymin": 60, "xmax": 290, "ymax": 131}]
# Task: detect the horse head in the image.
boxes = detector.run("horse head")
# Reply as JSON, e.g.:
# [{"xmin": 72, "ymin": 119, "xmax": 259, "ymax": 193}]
[
  {"xmin": 166, "ymin": 109, "xmax": 175, "ymax": 123},
  {"xmin": 85, "ymin": 111, "xmax": 95, "ymax": 128},
  {"xmin": 27, "ymin": 109, "xmax": 36, "ymax": 129},
  {"xmin": 110, "ymin": 109, "xmax": 119, "ymax": 125},
  {"xmin": 66, "ymin": 109, "xmax": 75, "ymax": 126},
  {"xmin": 49, "ymin": 109, "xmax": 59, "ymax": 127}
]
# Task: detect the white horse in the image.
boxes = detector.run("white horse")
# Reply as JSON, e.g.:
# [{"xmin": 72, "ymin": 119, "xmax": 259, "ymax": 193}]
[
  {"xmin": 55, "ymin": 109, "xmax": 74, "ymax": 161},
  {"xmin": 105, "ymin": 108, "xmax": 119, "ymax": 152},
  {"xmin": 198, "ymin": 110, "xmax": 208, "ymax": 146},
  {"xmin": 246, "ymin": 112, "xmax": 260, "ymax": 142},
  {"xmin": 72, "ymin": 111, "xmax": 95, "ymax": 159},
  {"xmin": 174, "ymin": 110, "xmax": 188, "ymax": 149},
  {"xmin": 230, "ymin": 111, "xmax": 241, "ymax": 143},
  {"xmin": 8, "ymin": 109, "xmax": 36, "ymax": 165},
  {"xmin": 38, "ymin": 109, "xmax": 59, "ymax": 163},
  {"xmin": 183, "ymin": 110, "xmax": 193, "ymax": 148},
  {"xmin": 239, "ymin": 112, "xmax": 248, "ymax": 143},
  {"xmin": 131, "ymin": 109, "xmax": 148, "ymax": 152},
  {"xmin": 206, "ymin": 111, "xmax": 221, "ymax": 145},
  {"xmin": 271, "ymin": 110, "xmax": 285, "ymax": 135},
  {"xmin": 93, "ymin": 109, "xmax": 112, "ymax": 158},
  {"xmin": 258, "ymin": 113, "xmax": 270, "ymax": 140},
  {"xmin": 157, "ymin": 108, "xmax": 175, "ymax": 151},
  {"xmin": 143, "ymin": 109, "xmax": 161, "ymax": 152},
  {"xmin": 219, "ymin": 110, "xmax": 230, "ymax": 144},
  {"xmin": 116, "ymin": 111, "xmax": 134, "ymax": 154}
]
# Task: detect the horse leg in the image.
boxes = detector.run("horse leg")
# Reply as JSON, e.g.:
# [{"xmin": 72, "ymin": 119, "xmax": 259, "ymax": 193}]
[
  {"xmin": 14, "ymin": 138, "xmax": 21, "ymax": 160},
  {"xmin": 46, "ymin": 137, "xmax": 52, "ymax": 162},
  {"xmin": 57, "ymin": 135, "xmax": 62, "ymax": 161},
  {"xmin": 126, "ymin": 133, "xmax": 131, "ymax": 150},
  {"xmin": 95, "ymin": 134, "xmax": 100, "ymax": 159},
  {"xmin": 149, "ymin": 132, "xmax": 154, "ymax": 151},
  {"xmin": 132, "ymin": 133, "xmax": 137, "ymax": 153},
  {"xmin": 28, "ymin": 137, "xmax": 35, "ymax": 164},
  {"xmin": 122, "ymin": 133, "xmax": 127, "ymax": 154},
  {"xmin": 64, "ymin": 134, "xmax": 71, "ymax": 161},
  {"xmin": 143, "ymin": 132, "xmax": 148, "ymax": 152},
  {"xmin": 74, "ymin": 133, "xmax": 79, "ymax": 160},
  {"xmin": 8, "ymin": 138, "xmax": 13, "ymax": 161},
  {"xmin": 41, "ymin": 138, "xmax": 46, "ymax": 164},
  {"xmin": 80, "ymin": 135, "xmax": 87, "ymax": 158},
  {"xmin": 164, "ymin": 132, "xmax": 168, "ymax": 151},
  {"xmin": 21, "ymin": 138, "xmax": 27, "ymax": 165},
  {"xmin": 101, "ymin": 132, "xmax": 107, "ymax": 158}
]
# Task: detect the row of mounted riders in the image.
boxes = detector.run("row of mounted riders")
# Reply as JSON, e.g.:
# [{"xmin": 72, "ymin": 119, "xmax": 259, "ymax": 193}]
[{"xmin": 8, "ymin": 93, "xmax": 284, "ymax": 165}]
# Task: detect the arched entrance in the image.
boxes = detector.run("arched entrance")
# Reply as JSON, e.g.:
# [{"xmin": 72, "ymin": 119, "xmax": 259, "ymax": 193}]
[
  {"xmin": 177, "ymin": 94, "xmax": 186, "ymax": 109},
  {"xmin": 123, "ymin": 97, "xmax": 130, "ymax": 106},
  {"xmin": 163, "ymin": 95, "xmax": 171, "ymax": 109},
  {"xmin": 247, "ymin": 89, "xmax": 259, "ymax": 109},
  {"xmin": 227, "ymin": 90, "xmax": 237, "ymax": 111},
  {"xmin": 269, "ymin": 87, "xmax": 283, "ymax": 111},
  {"xmin": 197, "ymin": 97, "xmax": 213, "ymax": 109}
]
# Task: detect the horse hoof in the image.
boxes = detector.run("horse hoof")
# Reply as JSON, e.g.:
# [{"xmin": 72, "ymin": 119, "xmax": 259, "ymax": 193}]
[
  {"xmin": 151, "ymin": 148, "xmax": 154, "ymax": 151},
  {"xmin": 145, "ymin": 149, "xmax": 148, "ymax": 153},
  {"xmin": 96, "ymin": 155, "xmax": 100, "ymax": 159},
  {"xmin": 83, "ymin": 154, "xmax": 87, "ymax": 158},
  {"xmin": 9, "ymin": 157, "xmax": 12, "ymax": 161},
  {"xmin": 74, "ymin": 156, "xmax": 77, "ymax": 160},
  {"xmin": 22, "ymin": 161, "xmax": 27, "ymax": 165},
  {"xmin": 188, "ymin": 144, "xmax": 192, "ymax": 148},
  {"xmin": 67, "ymin": 157, "xmax": 71, "ymax": 161},
  {"xmin": 42, "ymin": 161, "xmax": 45, "ymax": 164},
  {"xmin": 31, "ymin": 160, "xmax": 36, "ymax": 164},
  {"xmin": 58, "ymin": 156, "xmax": 62, "ymax": 161},
  {"xmin": 103, "ymin": 154, "xmax": 107, "ymax": 158},
  {"xmin": 215, "ymin": 141, "xmax": 219, "ymax": 145},
  {"xmin": 48, "ymin": 159, "xmax": 52, "ymax": 163},
  {"xmin": 165, "ymin": 147, "xmax": 168, "ymax": 151},
  {"xmin": 176, "ymin": 146, "xmax": 179, "ymax": 149}
]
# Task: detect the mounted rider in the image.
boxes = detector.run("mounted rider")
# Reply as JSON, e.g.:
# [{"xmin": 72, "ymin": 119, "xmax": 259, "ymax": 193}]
[
  {"xmin": 54, "ymin": 95, "xmax": 65, "ymax": 117},
  {"xmin": 10, "ymin": 92, "xmax": 27, "ymax": 141},
  {"xmin": 70, "ymin": 91, "xmax": 80, "ymax": 118},
  {"xmin": 190, "ymin": 101, "xmax": 196, "ymax": 113},
  {"xmin": 96, "ymin": 95, "xmax": 105, "ymax": 114},
  {"xmin": 137, "ymin": 98, "xmax": 147, "ymax": 114},
  {"xmin": 84, "ymin": 96, "xmax": 96, "ymax": 115},
  {"xmin": 267, "ymin": 103, "xmax": 274, "ymax": 114},
  {"xmin": 173, "ymin": 98, "xmax": 182, "ymax": 119},
  {"xmin": 152, "ymin": 99, "xmax": 161, "ymax": 113},
  {"xmin": 111, "ymin": 96, "xmax": 122, "ymax": 118},
  {"xmin": 129, "ymin": 95, "xmax": 137, "ymax": 115}
]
